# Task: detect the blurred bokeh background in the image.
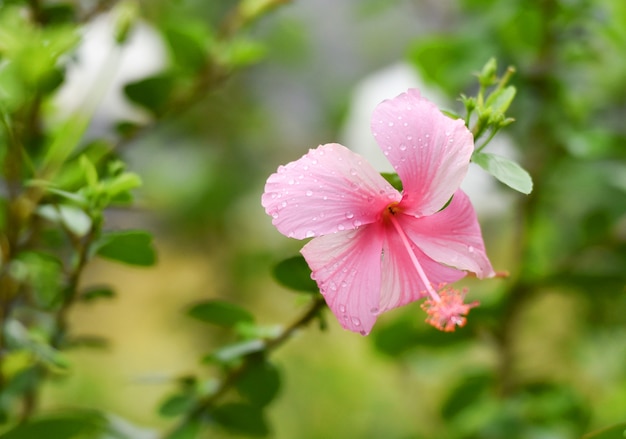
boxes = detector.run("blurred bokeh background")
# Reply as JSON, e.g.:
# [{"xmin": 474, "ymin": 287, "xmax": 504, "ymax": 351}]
[{"xmin": 5, "ymin": 0, "xmax": 622, "ymax": 437}]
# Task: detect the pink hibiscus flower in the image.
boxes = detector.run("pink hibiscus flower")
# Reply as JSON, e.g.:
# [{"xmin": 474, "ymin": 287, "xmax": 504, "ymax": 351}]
[{"xmin": 262, "ymin": 89, "xmax": 495, "ymax": 335}]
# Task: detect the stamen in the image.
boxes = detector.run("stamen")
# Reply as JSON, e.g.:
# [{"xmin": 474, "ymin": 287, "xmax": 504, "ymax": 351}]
[
  {"xmin": 421, "ymin": 288, "xmax": 478, "ymax": 332},
  {"xmin": 388, "ymin": 214, "xmax": 440, "ymax": 302},
  {"xmin": 388, "ymin": 212, "xmax": 478, "ymax": 332}
]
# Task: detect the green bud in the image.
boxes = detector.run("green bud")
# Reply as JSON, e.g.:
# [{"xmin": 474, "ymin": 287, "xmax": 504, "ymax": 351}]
[{"xmin": 478, "ymin": 57, "xmax": 498, "ymax": 87}]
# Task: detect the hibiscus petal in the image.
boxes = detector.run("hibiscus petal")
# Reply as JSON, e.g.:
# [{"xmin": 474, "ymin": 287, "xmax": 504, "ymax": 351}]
[
  {"xmin": 370, "ymin": 89, "xmax": 474, "ymax": 216},
  {"xmin": 379, "ymin": 223, "xmax": 466, "ymax": 312},
  {"xmin": 262, "ymin": 143, "xmax": 400, "ymax": 240},
  {"xmin": 400, "ymin": 190, "xmax": 495, "ymax": 278},
  {"xmin": 301, "ymin": 225, "xmax": 385, "ymax": 335}
]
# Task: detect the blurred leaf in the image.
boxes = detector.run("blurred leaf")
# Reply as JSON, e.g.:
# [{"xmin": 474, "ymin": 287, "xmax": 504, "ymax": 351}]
[
  {"xmin": 164, "ymin": 419, "xmax": 202, "ymax": 439},
  {"xmin": 211, "ymin": 403, "xmax": 269, "ymax": 437},
  {"xmin": 38, "ymin": 204, "xmax": 91, "ymax": 237},
  {"xmin": 80, "ymin": 286, "xmax": 116, "ymax": 302},
  {"xmin": 372, "ymin": 313, "xmax": 474, "ymax": 356},
  {"xmin": 95, "ymin": 230, "xmax": 157, "ymax": 266},
  {"xmin": 187, "ymin": 300, "xmax": 254, "ymax": 327},
  {"xmin": 272, "ymin": 255, "xmax": 318, "ymax": 294},
  {"xmin": 204, "ymin": 339, "xmax": 265, "ymax": 365},
  {"xmin": 0, "ymin": 410, "xmax": 106, "ymax": 439},
  {"xmin": 381, "ymin": 172, "xmax": 403, "ymax": 192},
  {"xmin": 159, "ymin": 393, "xmax": 197, "ymax": 418},
  {"xmin": 472, "ymin": 152, "xmax": 533, "ymax": 194},
  {"xmin": 583, "ymin": 422, "xmax": 626, "ymax": 439},
  {"xmin": 408, "ymin": 35, "xmax": 494, "ymax": 95},
  {"xmin": 441, "ymin": 372, "xmax": 494, "ymax": 420},
  {"xmin": 235, "ymin": 359, "xmax": 281, "ymax": 407},
  {"xmin": 164, "ymin": 27, "xmax": 209, "ymax": 71},
  {"xmin": 215, "ymin": 38, "xmax": 266, "ymax": 69},
  {"xmin": 14, "ymin": 251, "xmax": 63, "ymax": 308},
  {"xmin": 124, "ymin": 73, "xmax": 175, "ymax": 116}
]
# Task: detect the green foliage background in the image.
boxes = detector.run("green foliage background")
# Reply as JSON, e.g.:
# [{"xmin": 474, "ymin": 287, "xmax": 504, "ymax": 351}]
[{"xmin": 0, "ymin": 0, "xmax": 625, "ymax": 438}]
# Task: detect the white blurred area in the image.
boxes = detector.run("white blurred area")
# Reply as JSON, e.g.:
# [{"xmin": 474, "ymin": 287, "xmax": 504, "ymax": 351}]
[
  {"xmin": 53, "ymin": 11, "xmax": 167, "ymax": 140},
  {"xmin": 340, "ymin": 62, "xmax": 517, "ymax": 217}
]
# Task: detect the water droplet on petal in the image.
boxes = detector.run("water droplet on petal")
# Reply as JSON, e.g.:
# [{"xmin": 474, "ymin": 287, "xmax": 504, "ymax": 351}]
[
  {"xmin": 370, "ymin": 306, "xmax": 379, "ymax": 314},
  {"xmin": 349, "ymin": 168, "xmax": 357, "ymax": 176},
  {"xmin": 305, "ymin": 230, "xmax": 315, "ymax": 238},
  {"xmin": 399, "ymin": 144, "xmax": 407, "ymax": 151},
  {"xmin": 306, "ymin": 190, "xmax": 313, "ymax": 197},
  {"xmin": 288, "ymin": 179, "xmax": 295, "ymax": 185},
  {"xmin": 383, "ymin": 151, "xmax": 389, "ymax": 156},
  {"xmin": 338, "ymin": 224, "xmax": 345, "ymax": 231},
  {"xmin": 281, "ymin": 201, "xmax": 287, "ymax": 207},
  {"xmin": 388, "ymin": 122, "xmax": 394, "ymax": 127},
  {"xmin": 345, "ymin": 212, "xmax": 354, "ymax": 219},
  {"xmin": 353, "ymin": 220, "xmax": 362, "ymax": 227},
  {"xmin": 272, "ymin": 212, "xmax": 279, "ymax": 219},
  {"xmin": 407, "ymin": 135, "xmax": 413, "ymax": 140},
  {"xmin": 339, "ymin": 304, "xmax": 346, "ymax": 313},
  {"xmin": 351, "ymin": 317, "xmax": 361, "ymax": 326},
  {"xmin": 468, "ymin": 245, "xmax": 475, "ymax": 253}
]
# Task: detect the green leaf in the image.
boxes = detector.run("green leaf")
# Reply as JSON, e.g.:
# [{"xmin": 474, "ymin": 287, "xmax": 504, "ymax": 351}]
[
  {"xmin": 187, "ymin": 300, "xmax": 254, "ymax": 327},
  {"xmin": 95, "ymin": 230, "xmax": 157, "ymax": 266},
  {"xmin": 235, "ymin": 359, "xmax": 281, "ymax": 407},
  {"xmin": 211, "ymin": 403, "xmax": 269, "ymax": 437},
  {"xmin": 485, "ymin": 85, "xmax": 516, "ymax": 115},
  {"xmin": 272, "ymin": 255, "xmax": 318, "ymax": 294},
  {"xmin": 380, "ymin": 172, "xmax": 403, "ymax": 192},
  {"xmin": 582, "ymin": 422, "xmax": 626, "ymax": 439},
  {"xmin": 472, "ymin": 152, "xmax": 533, "ymax": 194},
  {"xmin": 124, "ymin": 73, "xmax": 175, "ymax": 116},
  {"xmin": 0, "ymin": 410, "xmax": 107, "ymax": 439}
]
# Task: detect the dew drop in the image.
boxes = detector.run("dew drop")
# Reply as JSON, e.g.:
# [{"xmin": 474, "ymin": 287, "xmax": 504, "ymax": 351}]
[
  {"xmin": 345, "ymin": 212, "xmax": 354, "ymax": 219},
  {"xmin": 388, "ymin": 122, "xmax": 394, "ymax": 127},
  {"xmin": 329, "ymin": 281, "xmax": 337, "ymax": 291},
  {"xmin": 338, "ymin": 224, "xmax": 345, "ymax": 231},
  {"xmin": 272, "ymin": 212, "xmax": 279, "ymax": 219},
  {"xmin": 288, "ymin": 179, "xmax": 295, "ymax": 185},
  {"xmin": 303, "ymin": 165, "xmax": 309, "ymax": 171},
  {"xmin": 351, "ymin": 317, "xmax": 361, "ymax": 326},
  {"xmin": 349, "ymin": 168, "xmax": 357, "ymax": 176},
  {"xmin": 341, "ymin": 280, "xmax": 348, "ymax": 287},
  {"xmin": 281, "ymin": 201, "xmax": 287, "ymax": 207},
  {"xmin": 425, "ymin": 134, "xmax": 430, "ymax": 138},
  {"xmin": 370, "ymin": 306, "xmax": 379, "ymax": 314},
  {"xmin": 468, "ymin": 245, "xmax": 475, "ymax": 253},
  {"xmin": 407, "ymin": 135, "xmax": 413, "ymax": 141},
  {"xmin": 339, "ymin": 304, "xmax": 346, "ymax": 313},
  {"xmin": 383, "ymin": 151, "xmax": 389, "ymax": 156},
  {"xmin": 399, "ymin": 144, "xmax": 407, "ymax": 151},
  {"xmin": 306, "ymin": 190, "xmax": 313, "ymax": 197},
  {"xmin": 305, "ymin": 230, "xmax": 315, "ymax": 238}
]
